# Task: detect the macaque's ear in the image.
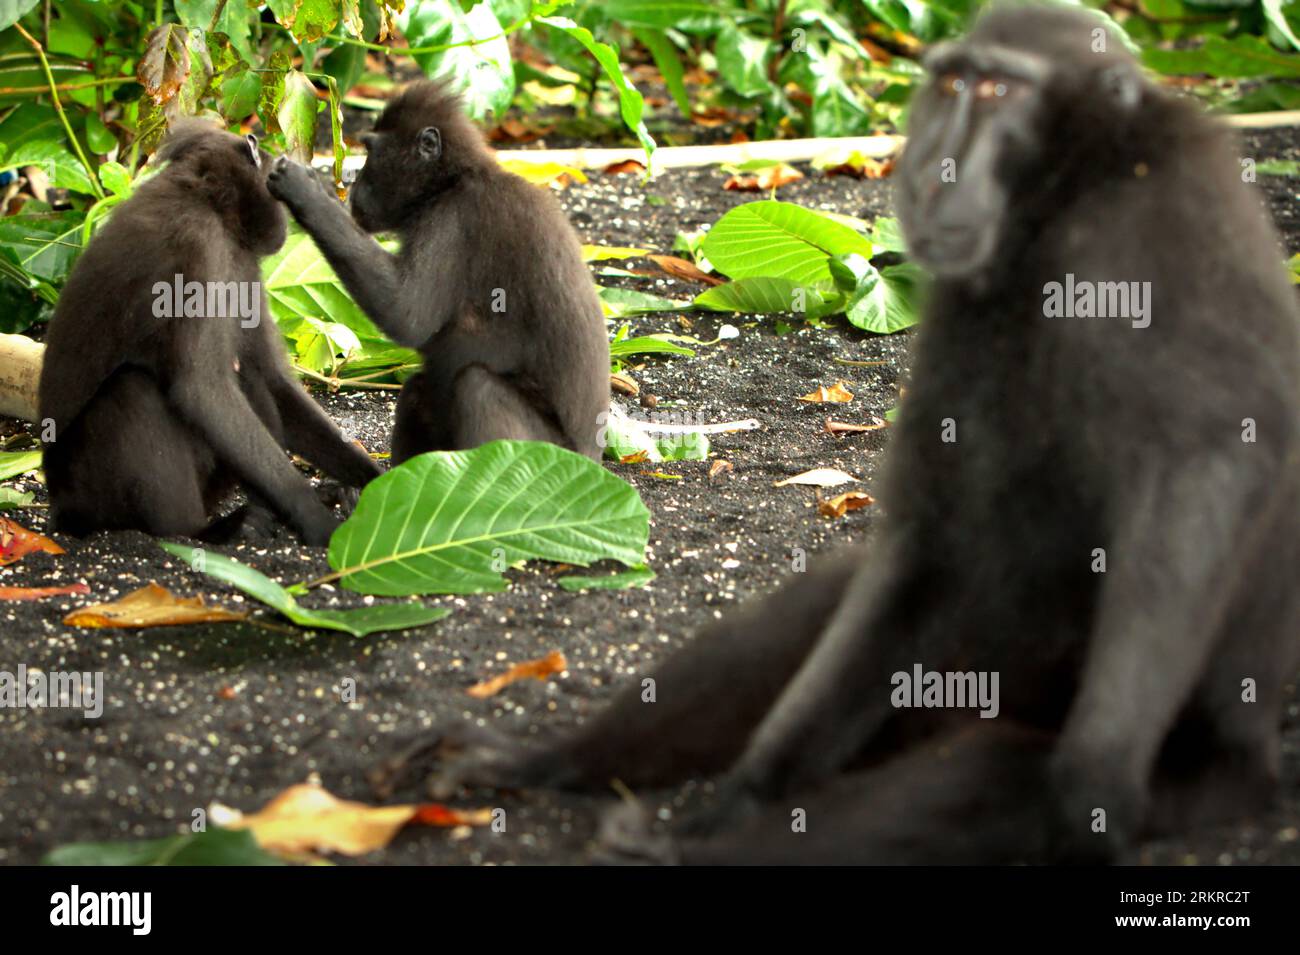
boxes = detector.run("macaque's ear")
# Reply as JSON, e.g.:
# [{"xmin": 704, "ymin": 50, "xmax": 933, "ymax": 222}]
[
  {"xmin": 245, "ymin": 133, "xmax": 261, "ymax": 169},
  {"xmin": 417, "ymin": 126, "xmax": 443, "ymax": 161}
]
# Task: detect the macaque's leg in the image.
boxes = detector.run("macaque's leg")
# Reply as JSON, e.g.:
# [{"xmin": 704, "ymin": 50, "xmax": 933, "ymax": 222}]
[
  {"xmin": 450, "ymin": 365, "xmax": 567, "ymax": 449},
  {"xmin": 372, "ymin": 554, "xmax": 861, "ymax": 799},
  {"xmin": 49, "ymin": 369, "xmax": 211, "ymax": 538},
  {"xmin": 597, "ymin": 723, "xmax": 1056, "ymax": 865}
]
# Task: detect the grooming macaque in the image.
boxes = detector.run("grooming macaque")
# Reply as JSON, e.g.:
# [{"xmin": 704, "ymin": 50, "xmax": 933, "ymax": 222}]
[
  {"xmin": 266, "ymin": 82, "xmax": 609, "ymax": 464},
  {"xmin": 377, "ymin": 7, "xmax": 1300, "ymax": 863},
  {"xmin": 39, "ymin": 122, "xmax": 380, "ymax": 545}
]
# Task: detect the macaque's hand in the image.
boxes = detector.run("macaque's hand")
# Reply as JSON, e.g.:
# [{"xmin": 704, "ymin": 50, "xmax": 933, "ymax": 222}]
[{"xmin": 266, "ymin": 156, "xmax": 326, "ymax": 210}]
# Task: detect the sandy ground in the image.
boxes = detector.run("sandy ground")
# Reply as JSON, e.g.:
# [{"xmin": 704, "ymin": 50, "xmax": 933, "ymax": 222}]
[{"xmin": 0, "ymin": 128, "xmax": 1298, "ymax": 866}]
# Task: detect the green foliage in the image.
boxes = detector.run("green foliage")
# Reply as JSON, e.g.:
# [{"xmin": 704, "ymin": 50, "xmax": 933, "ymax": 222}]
[
  {"xmin": 43, "ymin": 827, "xmax": 286, "ymax": 866},
  {"xmin": 697, "ymin": 203, "xmax": 922, "ymax": 332},
  {"xmin": 160, "ymin": 542, "xmax": 450, "ymax": 636},
  {"xmin": 0, "ymin": 449, "xmax": 40, "ymax": 479},
  {"xmin": 328, "ymin": 441, "xmax": 651, "ymax": 596}
]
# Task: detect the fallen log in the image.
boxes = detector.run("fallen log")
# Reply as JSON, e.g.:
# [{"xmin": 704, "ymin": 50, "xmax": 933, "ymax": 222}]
[{"xmin": 0, "ymin": 333, "xmax": 43, "ymax": 423}]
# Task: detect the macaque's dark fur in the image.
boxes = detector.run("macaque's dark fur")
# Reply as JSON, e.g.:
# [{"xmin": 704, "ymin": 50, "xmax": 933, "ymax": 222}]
[
  {"xmin": 266, "ymin": 82, "xmax": 609, "ymax": 464},
  {"xmin": 40, "ymin": 122, "xmax": 379, "ymax": 545},
  {"xmin": 382, "ymin": 6, "xmax": 1300, "ymax": 864}
]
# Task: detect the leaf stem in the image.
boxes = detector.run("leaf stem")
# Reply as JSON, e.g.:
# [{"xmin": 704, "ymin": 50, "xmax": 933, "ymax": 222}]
[
  {"xmin": 11, "ymin": 23, "xmax": 105, "ymax": 199},
  {"xmin": 208, "ymin": 0, "xmax": 230, "ymax": 32}
]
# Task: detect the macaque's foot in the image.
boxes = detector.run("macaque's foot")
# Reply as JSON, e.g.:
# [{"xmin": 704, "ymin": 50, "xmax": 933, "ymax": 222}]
[
  {"xmin": 673, "ymin": 778, "xmax": 763, "ymax": 838},
  {"xmin": 1048, "ymin": 748, "xmax": 1145, "ymax": 863},
  {"xmin": 317, "ymin": 479, "xmax": 362, "ymax": 516},
  {"xmin": 295, "ymin": 507, "xmax": 339, "ymax": 547},
  {"xmin": 591, "ymin": 800, "xmax": 680, "ymax": 865},
  {"xmin": 369, "ymin": 723, "xmax": 538, "ymax": 800}
]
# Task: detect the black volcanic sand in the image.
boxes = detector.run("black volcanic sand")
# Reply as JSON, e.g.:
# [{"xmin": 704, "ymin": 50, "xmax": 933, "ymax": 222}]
[{"xmin": 1, "ymin": 128, "xmax": 1298, "ymax": 867}]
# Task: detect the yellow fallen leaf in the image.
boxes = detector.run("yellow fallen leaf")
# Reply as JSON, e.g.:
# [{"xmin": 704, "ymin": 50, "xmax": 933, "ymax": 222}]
[
  {"xmin": 797, "ymin": 381, "xmax": 854, "ymax": 403},
  {"xmin": 819, "ymin": 491, "xmax": 875, "ymax": 519},
  {"xmin": 217, "ymin": 783, "xmax": 493, "ymax": 858},
  {"xmin": 583, "ymin": 244, "xmax": 650, "ymax": 262},
  {"xmin": 467, "ymin": 651, "xmax": 567, "ymax": 699},
  {"xmin": 63, "ymin": 582, "xmax": 246, "ymax": 629},
  {"xmin": 500, "ymin": 159, "xmax": 588, "ymax": 188},
  {"xmin": 773, "ymin": 468, "xmax": 858, "ymax": 488}
]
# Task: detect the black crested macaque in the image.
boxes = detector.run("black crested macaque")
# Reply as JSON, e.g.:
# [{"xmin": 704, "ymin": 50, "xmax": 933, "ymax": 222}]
[
  {"xmin": 374, "ymin": 5, "xmax": 1300, "ymax": 864},
  {"xmin": 39, "ymin": 122, "xmax": 381, "ymax": 545},
  {"xmin": 265, "ymin": 82, "xmax": 609, "ymax": 464}
]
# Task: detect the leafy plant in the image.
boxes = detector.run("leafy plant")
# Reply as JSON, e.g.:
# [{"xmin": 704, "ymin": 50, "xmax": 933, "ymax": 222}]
[{"xmin": 696, "ymin": 202, "xmax": 923, "ymax": 333}]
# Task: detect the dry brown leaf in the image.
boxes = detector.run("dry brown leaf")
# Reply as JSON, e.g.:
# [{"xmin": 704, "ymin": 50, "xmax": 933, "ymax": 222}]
[
  {"xmin": 219, "ymin": 783, "xmax": 492, "ymax": 858},
  {"xmin": 691, "ymin": 105, "xmax": 737, "ymax": 127},
  {"xmin": 467, "ymin": 651, "xmax": 567, "ymax": 699},
  {"xmin": 0, "ymin": 584, "xmax": 89, "ymax": 602},
  {"xmin": 773, "ymin": 468, "xmax": 858, "ymax": 488},
  {"xmin": 647, "ymin": 254, "xmax": 724, "ymax": 286},
  {"xmin": 797, "ymin": 381, "xmax": 854, "ymax": 403},
  {"xmin": 603, "ymin": 159, "xmax": 645, "ymax": 175},
  {"xmin": 63, "ymin": 582, "xmax": 247, "ymax": 629},
  {"xmin": 723, "ymin": 164, "xmax": 804, "ymax": 192},
  {"xmin": 487, "ymin": 118, "xmax": 553, "ymax": 143},
  {"xmin": 824, "ymin": 157, "xmax": 895, "ymax": 180},
  {"xmin": 708, "ymin": 459, "xmax": 734, "ymax": 481},
  {"xmin": 824, "ymin": 418, "xmax": 888, "ymax": 435},
  {"xmin": 0, "ymin": 517, "xmax": 64, "ymax": 566},
  {"xmin": 819, "ymin": 491, "xmax": 875, "ymax": 519},
  {"xmin": 610, "ymin": 371, "xmax": 640, "ymax": 396}
]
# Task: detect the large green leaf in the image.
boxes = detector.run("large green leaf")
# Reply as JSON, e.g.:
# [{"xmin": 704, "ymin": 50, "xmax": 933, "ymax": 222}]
[
  {"xmin": 0, "ymin": 0, "xmax": 41, "ymax": 32},
  {"xmin": 160, "ymin": 542, "xmax": 450, "ymax": 636},
  {"xmin": 262, "ymin": 230, "xmax": 384, "ymax": 339},
  {"xmin": 267, "ymin": 0, "xmax": 341, "ymax": 41},
  {"xmin": 0, "ymin": 210, "xmax": 85, "ymax": 284},
  {"xmin": 277, "ymin": 69, "xmax": 322, "ymax": 163},
  {"xmin": 597, "ymin": 285, "xmax": 690, "ymax": 316},
  {"xmin": 1142, "ymin": 35, "xmax": 1300, "ymax": 78},
  {"xmin": 328, "ymin": 441, "xmax": 650, "ymax": 596},
  {"xmin": 694, "ymin": 276, "xmax": 840, "ymax": 318},
  {"xmin": 843, "ymin": 261, "xmax": 925, "ymax": 334},
  {"xmin": 0, "ymin": 450, "xmax": 41, "ymax": 480},
  {"xmin": 43, "ymin": 827, "xmax": 285, "ymax": 866},
  {"xmin": 0, "ymin": 104, "xmax": 95, "ymax": 194},
  {"xmin": 403, "ymin": 0, "xmax": 515, "ymax": 119},
  {"xmin": 632, "ymin": 27, "xmax": 690, "ymax": 117},
  {"xmin": 539, "ymin": 16, "xmax": 656, "ymax": 164},
  {"xmin": 715, "ymin": 23, "xmax": 771, "ymax": 98},
  {"xmin": 604, "ymin": 0, "xmax": 722, "ymax": 28},
  {"xmin": 701, "ymin": 201, "xmax": 872, "ymax": 288}
]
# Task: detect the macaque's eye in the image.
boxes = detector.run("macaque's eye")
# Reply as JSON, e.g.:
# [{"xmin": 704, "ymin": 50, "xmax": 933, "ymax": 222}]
[
  {"xmin": 245, "ymin": 133, "xmax": 261, "ymax": 168},
  {"xmin": 939, "ymin": 73, "xmax": 966, "ymax": 96},
  {"xmin": 976, "ymin": 77, "xmax": 1013, "ymax": 100}
]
